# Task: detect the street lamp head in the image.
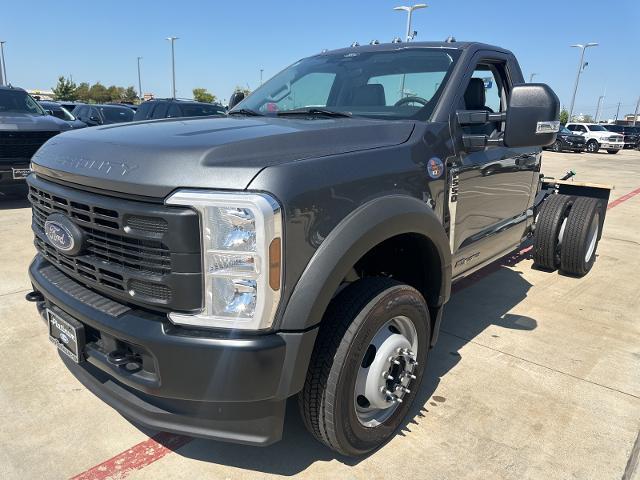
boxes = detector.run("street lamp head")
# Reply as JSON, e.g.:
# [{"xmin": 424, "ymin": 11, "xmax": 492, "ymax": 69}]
[
  {"xmin": 166, "ymin": 36, "xmax": 179, "ymax": 41},
  {"xmin": 394, "ymin": 3, "xmax": 427, "ymax": 12},
  {"xmin": 586, "ymin": 42, "xmax": 598, "ymax": 47}
]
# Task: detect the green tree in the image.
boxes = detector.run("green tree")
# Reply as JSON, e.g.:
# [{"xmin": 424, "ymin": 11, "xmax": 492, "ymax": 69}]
[
  {"xmin": 123, "ymin": 86, "xmax": 138, "ymax": 103},
  {"xmin": 192, "ymin": 87, "xmax": 216, "ymax": 103},
  {"xmin": 52, "ymin": 76, "xmax": 78, "ymax": 101},
  {"xmin": 74, "ymin": 82, "xmax": 91, "ymax": 102},
  {"xmin": 582, "ymin": 114, "xmax": 594, "ymax": 123},
  {"xmin": 88, "ymin": 82, "xmax": 110, "ymax": 103},
  {"xmin": 559, "ymin": 108, "xmax": 569, "ymax": 125},
  {"xmin": 107, "ymin": 85, "xmax": 124, "ymax": 102}
]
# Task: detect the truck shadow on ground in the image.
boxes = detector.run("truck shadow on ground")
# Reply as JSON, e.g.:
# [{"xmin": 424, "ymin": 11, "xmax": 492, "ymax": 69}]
[{"xmin": 159, "ymin": 249, "xmax": 537, "ymax": 475}]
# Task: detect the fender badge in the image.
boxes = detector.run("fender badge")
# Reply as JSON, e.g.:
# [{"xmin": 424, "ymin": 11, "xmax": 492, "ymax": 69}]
[{"xmin": 427, "ymin": 157, "xmax": 444, "ymax": 179}]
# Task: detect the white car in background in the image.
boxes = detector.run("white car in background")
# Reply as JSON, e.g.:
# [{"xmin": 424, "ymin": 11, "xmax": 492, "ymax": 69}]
[{"xmin": 565, "ymin": 123, "xmax": 625, "ymax": 154}]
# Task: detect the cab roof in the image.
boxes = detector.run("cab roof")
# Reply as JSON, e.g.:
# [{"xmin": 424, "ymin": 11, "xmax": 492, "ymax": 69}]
[{"xmin": 316, "ymin": 41, "xmax": 513, "ymax": 57}]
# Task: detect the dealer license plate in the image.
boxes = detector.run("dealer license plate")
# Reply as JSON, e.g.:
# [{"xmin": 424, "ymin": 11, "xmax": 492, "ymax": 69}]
[{"xmin": 47, "ymin": 309, "xmax": 85, "ymax": 363}]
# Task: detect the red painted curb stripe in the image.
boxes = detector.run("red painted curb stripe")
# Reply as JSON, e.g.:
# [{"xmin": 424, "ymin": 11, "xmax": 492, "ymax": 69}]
[
  {"xmin": 607, "ymin": 187, "xmax": 640, "ymax": 210},
  {"xmin": 69, "ymin": 185, "xmax": 640, "ymax": 480},
  {"xmin": 70, "ymin": 432, "xmax": 192, "ymax": 480}
]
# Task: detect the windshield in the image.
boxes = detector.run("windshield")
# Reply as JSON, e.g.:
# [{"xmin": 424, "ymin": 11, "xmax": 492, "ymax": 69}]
[
  {"xmin": 100, "ymin": 106, "xmax": 134, "ymax": 123},
  {"xmin": 181, "ymin": 104, "xmax": 225, "ymax": 117},
  {"xmin": 0, "ymin": 90, "xmax": 46, "ymax": 115},
  {"xmin": 42, "ymin": 103, "xmax": 76, "ymax": 121},
  {"xmin": 587, "ymin": 124, "xmax": 607, "ymax": 131},
  {"xmin": 233, "ymin": 48, "xmax": 460, "ymax": 121}
]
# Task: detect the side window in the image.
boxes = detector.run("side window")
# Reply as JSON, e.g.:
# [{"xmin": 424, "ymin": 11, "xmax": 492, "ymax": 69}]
[
  {"xmin": 566, "ymin": 125, "xmax": 576, "ymax": 131},
  {"xmin": 264, "ymin": 72, "xmax": 336, "ymax": 112},
  {"xmin": 134, "ymin": 102, "xmax": 152, "ymax": 120},
  {"xmin": 151, "ymin": 103, "xmax": 169, "ymax": 119},
  {"xmin": 468, "ymin": 66, "xmax": 503, "ymax": 112},
  {"xmin": 576, "ymin": 125, "xmax": 586, "ymax": 132},
  {"xmin": 167, "ymin": 104, "xmax": 181, "ymax": 118},
  {"xmin": 90, "ymin": 107, "xmax": 100, "ymax": 120}
]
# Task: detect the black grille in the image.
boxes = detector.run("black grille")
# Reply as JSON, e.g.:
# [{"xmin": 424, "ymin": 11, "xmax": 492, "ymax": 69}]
[
  {"xmin": 28, "ymin": 175, "xmax": 202, "ymax": 312},
  {"xmin": 0, "ymin": 131, "xmax": 59, "ymax": 159}
]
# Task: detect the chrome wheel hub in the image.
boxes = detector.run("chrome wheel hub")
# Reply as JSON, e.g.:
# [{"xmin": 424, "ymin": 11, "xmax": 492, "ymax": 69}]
[{"xmin": 354, "ymin": 316, "xmax": 418, "ymax": 427}]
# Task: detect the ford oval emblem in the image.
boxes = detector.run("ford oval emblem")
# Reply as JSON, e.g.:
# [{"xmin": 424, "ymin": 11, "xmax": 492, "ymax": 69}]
[
  {"xmin": 44, "ymin": 220, "xmax": 75, "ymax": 252},
  {"xmin": 59, "ymin": 332, "xmax": 69, "ymax": 344}
]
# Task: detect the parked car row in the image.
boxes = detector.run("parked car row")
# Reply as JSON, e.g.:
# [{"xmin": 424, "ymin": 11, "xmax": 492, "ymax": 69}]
[
  {"xmin": 1, "ymin": 85, "xmax": 228, "ymax": 195},
  {"xmin": 564, "ymin": 123, "xmax": 625, "ymax": 154}
]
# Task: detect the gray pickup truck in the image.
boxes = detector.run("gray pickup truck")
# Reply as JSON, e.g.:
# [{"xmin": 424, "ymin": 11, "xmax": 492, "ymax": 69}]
[
  {"xmin": 0, "ymin": 86, "xmax": 70, "ymax": 194},
  {"xmin": 25, "ymin": 41, "xmax": 610, "ymax": 456}
]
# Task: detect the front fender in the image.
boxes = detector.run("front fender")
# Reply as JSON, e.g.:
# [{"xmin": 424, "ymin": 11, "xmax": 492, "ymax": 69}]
[{"xmin": 278, "ymin": 195, "xmax": 452, "ymax": 331}]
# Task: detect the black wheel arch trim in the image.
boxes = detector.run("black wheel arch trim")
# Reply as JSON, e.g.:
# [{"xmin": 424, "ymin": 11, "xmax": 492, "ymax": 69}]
[{"xmin": 278, "ymin": 195, "xmax": 452, "ymax": 332}]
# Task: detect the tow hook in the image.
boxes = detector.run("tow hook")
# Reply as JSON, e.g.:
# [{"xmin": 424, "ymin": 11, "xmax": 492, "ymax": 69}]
[
  {"xmin": 25, "ymin": 291, "xmax": 44, "ymax": 302},
  {"xmin": 107, "ymin": 350, "xmax": 142, "ymax": 370}
]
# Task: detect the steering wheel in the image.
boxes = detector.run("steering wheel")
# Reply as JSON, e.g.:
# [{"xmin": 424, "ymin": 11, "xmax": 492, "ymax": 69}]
[{"xmin": 394, "ymin": 96, "xmax": 429, "ymax": 107}]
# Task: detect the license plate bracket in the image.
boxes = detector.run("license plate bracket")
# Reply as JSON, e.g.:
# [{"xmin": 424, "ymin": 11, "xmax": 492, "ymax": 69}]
[
  {"xmin": 11, "ymin": 167, "xmax": 31, "ymax": 179},
  {"xmin": 47, "ymin": 309, "xmax": 85, "ymax": 363}
]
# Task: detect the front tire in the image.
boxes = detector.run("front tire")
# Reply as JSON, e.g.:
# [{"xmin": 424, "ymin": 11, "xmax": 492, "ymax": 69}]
[
  {"xmin": 298, "ymin": 277, "xmax": 430, "ymax": 456},
  {"xmin": 551, "ymin": 140, "xmax": 562, "ymax": 152},
  {"xmin": 586, "ymin": 140, "xmax": 599, "ymax": 153}
]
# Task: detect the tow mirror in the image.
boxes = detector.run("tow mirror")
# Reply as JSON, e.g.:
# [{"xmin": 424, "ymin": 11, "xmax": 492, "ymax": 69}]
[
  {"xmin": 457, "ymin": 83, "xmax": 560, "ymax": 150},
  {"xmin": 503, "ymin": 84, "xmax": 560, "ymax": 148},
  {"xmin": 228, "ymin": 91, "xmax": 245, "ymax": 110}
]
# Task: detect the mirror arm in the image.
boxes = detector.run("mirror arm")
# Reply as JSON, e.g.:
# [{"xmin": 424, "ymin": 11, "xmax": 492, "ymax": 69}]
[
  {"xmin": 457, "ymin": 110, "xmax": 506, "ymax": 125},
  {"xmin": 462, "ymin": 134, "xmax": 503, "ymax": 150}
]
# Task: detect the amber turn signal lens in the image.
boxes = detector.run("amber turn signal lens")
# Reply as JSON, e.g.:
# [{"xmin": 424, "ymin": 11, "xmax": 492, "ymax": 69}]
[{"xmin": 268, "ymin": 238, "xmax": 281, "ymax": 291}]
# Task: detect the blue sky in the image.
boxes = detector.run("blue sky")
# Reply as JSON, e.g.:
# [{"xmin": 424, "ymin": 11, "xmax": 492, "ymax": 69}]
[{"xmin": 1, "ymin": 0, "xmax": 638, "ymax": 118}]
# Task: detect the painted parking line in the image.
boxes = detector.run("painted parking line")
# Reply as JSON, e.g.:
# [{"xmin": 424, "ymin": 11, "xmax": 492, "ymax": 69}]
[
  {"xmin": 70, "ymin": 432, "xmax": 192, "ymax": 480},
  {"xmin": 68, "ymin": 185, "xmax": 640, "ymax": 480}
]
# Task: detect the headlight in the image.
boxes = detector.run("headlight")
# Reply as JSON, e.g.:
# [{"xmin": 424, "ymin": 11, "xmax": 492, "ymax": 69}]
[{"xmin": 166, "ymin": 190, "xmax": 282, "ymax": 330}]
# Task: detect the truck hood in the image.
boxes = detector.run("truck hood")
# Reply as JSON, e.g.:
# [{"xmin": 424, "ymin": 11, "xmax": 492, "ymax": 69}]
[
  {"xmin": 31, "ymin": 116, "xmax": 414, "ymax": 198},
  {"xmin": 0, "ymin": 112, "xmax": 71, "ymax": 132}
]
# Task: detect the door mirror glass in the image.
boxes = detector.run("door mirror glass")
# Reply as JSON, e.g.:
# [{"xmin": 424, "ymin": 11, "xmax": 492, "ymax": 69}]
[{"xmin": 503, "ymin": 84, "xmax": 560, "ymax": 148}]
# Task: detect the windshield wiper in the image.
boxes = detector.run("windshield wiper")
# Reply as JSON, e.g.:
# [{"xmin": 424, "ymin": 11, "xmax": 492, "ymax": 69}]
[
  {"xmin": 228, "ymin": 108, "xmax": 264, "ymax": 117},
  {"xmin": 277, "ymin": 107, "xmax": 352, "ymax": 118}
]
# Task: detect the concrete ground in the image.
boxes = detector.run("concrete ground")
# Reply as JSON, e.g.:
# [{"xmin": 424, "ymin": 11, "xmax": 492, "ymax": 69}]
[{"xmin": 1, "ymin": 149, "xmax": 639, "ymax": 480}]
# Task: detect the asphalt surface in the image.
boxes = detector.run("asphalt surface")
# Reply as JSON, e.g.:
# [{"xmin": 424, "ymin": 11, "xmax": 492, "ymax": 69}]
[{"xmin": 1, "ymin": 148, "xmax": 639, "ymax": 480}]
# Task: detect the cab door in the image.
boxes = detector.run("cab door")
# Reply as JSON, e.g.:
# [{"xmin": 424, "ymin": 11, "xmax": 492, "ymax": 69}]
[{"xmin": 448, "ymin": 54, "xmax": 540, "ymax": 276}]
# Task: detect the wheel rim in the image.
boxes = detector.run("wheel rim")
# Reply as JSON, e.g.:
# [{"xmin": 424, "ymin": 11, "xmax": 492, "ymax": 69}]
[
  {"xmin": 354, "ymin": 316, "xmax": 418, "ymax": 427},
  {"xmin": 553, "ymin": 141, "xmax": 561, "ymax": 152},
  {"xmin": 585, "ymin": 217, "xmax": 599, "ymax": 262},
  {"xmin": 588, "ymin": 142, "xmax": 598, "ymax": 152}
]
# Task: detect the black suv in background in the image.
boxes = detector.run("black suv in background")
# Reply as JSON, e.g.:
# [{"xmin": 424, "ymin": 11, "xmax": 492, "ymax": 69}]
[
  {"xmin": 0, "ymin": 86, "xmax": 70, "ymax": 195},
  {"xmin": 133, "ymin": 99, "xmax": 226, "ymax": 121},
  {"xmin": 543, "ymin": 125, "xmax": 586, "ymax": 152},
  {"xmin": 73, "ymin": 104, "xmax": 135, "ymax": 127},
  {"xmin": 602, "ymin": 124, "xmax": 640, "ymax": 148}
]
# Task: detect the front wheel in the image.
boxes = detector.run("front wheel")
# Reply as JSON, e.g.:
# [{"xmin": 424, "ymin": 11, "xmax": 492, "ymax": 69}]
[
  {"xmin": 586, "ymin": 140, "xmax": 600, "ymax": 153},
  {"xmin": 607, "ymin": 149, "xmax": 619, "ymax": 154},
  {"xmin": 298, "ymin": 277, "xmax": 430, "ymax": 456},
  {"xmin": 551, "ymin": 140, "xmax": 562, "ymax": 152}
]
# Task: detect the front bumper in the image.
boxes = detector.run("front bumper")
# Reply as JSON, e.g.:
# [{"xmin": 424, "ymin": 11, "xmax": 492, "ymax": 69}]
[
  {"xmin": 600, "ymin": 142, "xmax": 623, "ymax": 149},
  {"xmin": 29, "ymin": 255, "xmax": 318, "ymax": 445}
]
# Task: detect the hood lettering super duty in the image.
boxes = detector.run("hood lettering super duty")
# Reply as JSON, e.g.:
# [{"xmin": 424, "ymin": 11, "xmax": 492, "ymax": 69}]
[
  {"xmin": 48, "ymin": 155, "xmax": 139, "ymax": 177},
  {"xmin": 31, "ymin": 116, "xmax": 414, "ymax": 198}
]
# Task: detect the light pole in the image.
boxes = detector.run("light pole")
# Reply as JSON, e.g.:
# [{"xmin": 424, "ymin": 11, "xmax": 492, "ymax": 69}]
[
  {"xmin": 595, "ymin": 95, "xmax": 605, "ymax": 123},
  {"xmin": 394, "ymin": 4, "xmax": 427, "ymax": 98},
  {"xmin": 166, "ymin": 36, "xmax": 179, "ymax": 99},
  {"xmin": 0, "ymin": 41, "xmax": 7, "ymax": 86},
  {"xmin": 633, "ymin": 96, "xmax": 639, "ymax": 127},
  {"xmin": 614, "ymin": 101, "xmax": 621, "ymax": 122},
  {"xmin": 137, "ymin": 57, "xmax": 143, "ymax": 101},
  {"xmin": 393, "ymin": 4, "xmax": 427, "ymax": 42},
  {"xmin": 568, "ymin": 42, "xmax": 598, "ymax": 122},
  {"xmin": 260, "ymin": 69, "xmax": 264, "ymax": 86},
  {"xmin": 529, "ymin": 73, "xmax": 537, "ymax": 83}
]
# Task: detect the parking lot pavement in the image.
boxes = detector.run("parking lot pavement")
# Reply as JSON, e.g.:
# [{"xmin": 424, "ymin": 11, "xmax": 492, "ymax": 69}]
[{"xmin": 1, "ymin": 149, "xmax": 639, "ymax": 480}]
